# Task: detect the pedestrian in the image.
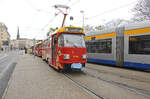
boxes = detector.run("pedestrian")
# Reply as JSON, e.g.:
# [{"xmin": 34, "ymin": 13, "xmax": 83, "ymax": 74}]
[{"xmin": 24, "ymin": 47, "xmax": 27, "ymax": 54}]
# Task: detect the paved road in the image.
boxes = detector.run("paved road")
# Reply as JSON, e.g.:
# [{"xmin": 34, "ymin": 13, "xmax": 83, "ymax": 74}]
[
  {"xmin": 0, "ymin": 51, "xmax": 18, "ymax": 99},
  {"xmin": 0, "ymin": 51, "xmax": 17, "ymax": 73}
]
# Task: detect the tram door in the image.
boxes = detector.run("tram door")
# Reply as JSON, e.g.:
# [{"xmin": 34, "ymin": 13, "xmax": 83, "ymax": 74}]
[{"xmin": 52, "ymin": 35, "xmax": 57, "ymax": 66}]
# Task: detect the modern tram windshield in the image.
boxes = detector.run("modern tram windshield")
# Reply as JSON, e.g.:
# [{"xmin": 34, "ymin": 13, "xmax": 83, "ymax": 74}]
[{"xmin": 58, "ymin": 34, "xmax": 86, "ymax": 47}]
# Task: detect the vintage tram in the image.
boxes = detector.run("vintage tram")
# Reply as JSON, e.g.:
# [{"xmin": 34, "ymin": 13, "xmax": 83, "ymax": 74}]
[
  {"xmin": 32, "ymin": 41, "xmax": 43, "ymax": 57},
  {"xmin": 42, "ymin": 26, "xmax": 87, "ymax": 71}
]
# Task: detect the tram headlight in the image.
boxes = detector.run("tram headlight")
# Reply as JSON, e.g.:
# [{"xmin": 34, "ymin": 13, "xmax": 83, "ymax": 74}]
[
  {"xmin": 82, "ymin": 54, "xmax": 87, "ymax": 59},
  {"xmin": 64, "ymin": 54, "xmax": 70, "ymax": 59}
]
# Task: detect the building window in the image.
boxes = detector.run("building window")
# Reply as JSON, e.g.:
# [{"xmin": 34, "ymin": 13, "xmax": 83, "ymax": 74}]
[
  {"xmin": 129, "ymin": 35, "xmax": 150, "ymax": 55},
  {"xmin": 86, "ymin": 38, "xmax": 112, "ymax": 53}
]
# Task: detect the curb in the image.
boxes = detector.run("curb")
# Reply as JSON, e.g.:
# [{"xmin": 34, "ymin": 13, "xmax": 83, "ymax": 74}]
[{"xmin": 0, "ymin": 62, "xmax": 16, "ymax": 99}]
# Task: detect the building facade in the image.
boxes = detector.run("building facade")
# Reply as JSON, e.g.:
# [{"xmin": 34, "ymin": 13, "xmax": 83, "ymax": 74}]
[
  {"xmin": 11, "ymin": 39, "xmax": 34, "ymax": 50},
  {"xmin": 10, "ymin": 27, "xmax": 37, "ymax": 50},
  {"xmin": 0, "ymin": 22, "xmax": 10, "ymax": 50}
]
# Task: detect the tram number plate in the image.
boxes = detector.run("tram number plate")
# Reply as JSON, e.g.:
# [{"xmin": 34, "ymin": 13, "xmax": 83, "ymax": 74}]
[{"xmin": 71, "ymin": 63, "xmax": 82, "ymax": 69}]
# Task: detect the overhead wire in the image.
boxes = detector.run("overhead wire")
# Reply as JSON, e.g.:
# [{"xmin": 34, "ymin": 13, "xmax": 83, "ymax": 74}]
[
  {"xmin": 22, "ymin": 0, "xmax": 56, "ymax": 39},
  {"xmin": 85, "ymin": 0, "xmax": 137, "ymax": 20},
  {"xmin": 35, "ymin": 0, "xmax": 72, "ymax": 39},
  {"xmin": 34, "ymin": 14, "xmax": 59, "ymax": 39},
  {"xmin": 25, "ymin": 0, "xmax": 50, "ymax": 13},
  {"xmin": 30, "ymin": 0, "xmax": 79, "ymax": 39},
  {"xmin": 65, "ymin": 0, "xmax": 71, "ymax": 5},
  {"xmin": 69, "ymin": 0, "xmax": 80, "ymax": 6},
  {"xmin": 36, "ymin": 0, "xmax": 73, "ymax": 32}
]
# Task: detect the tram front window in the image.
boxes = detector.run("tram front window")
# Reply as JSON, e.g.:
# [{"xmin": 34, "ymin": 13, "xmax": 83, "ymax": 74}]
[{"xmin": 58, "ymin": 34, "xmax": 85, "ymax": 47}]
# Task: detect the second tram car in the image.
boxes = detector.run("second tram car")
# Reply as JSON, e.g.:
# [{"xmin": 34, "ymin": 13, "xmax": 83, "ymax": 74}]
[
  {"xmin": 37, "ymin": 41, "xmax": 43, "ymax": 57},
  {"xmin": 33, "ymin": 41, "xmax": 43, "ymax": 56},
  {"xmin": 85, "ymin": 21, "xmax": 150, "ymax": 70},
  {"xmin": 42, "ymin": 26, "xmax": 87, "ymax": 71},
  {"xmin": 31, "ymin": 46, "xmax": 34, "ymax": 54}
]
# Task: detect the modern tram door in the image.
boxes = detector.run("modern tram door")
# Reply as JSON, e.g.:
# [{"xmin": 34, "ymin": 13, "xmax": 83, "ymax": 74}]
[{"xmin": 52, "ymin": 35, "xmax": 57, "ymax": 66}]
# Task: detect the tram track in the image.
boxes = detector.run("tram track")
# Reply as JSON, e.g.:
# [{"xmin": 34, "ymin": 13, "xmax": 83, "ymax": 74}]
[
  {"xmin": 83, "ymin": 70, "xmax": 150, "ymax": 98},
  {"xmin": 63, "ymin": 73, "xmax": 104, "ymax": 99},
  {"xmin": 63, "ymin": 67, "xmax": 150, "ymax": 99},
  {"xmin": 85, "ymin": 67, "xmax": 150, "ymax": 83}
]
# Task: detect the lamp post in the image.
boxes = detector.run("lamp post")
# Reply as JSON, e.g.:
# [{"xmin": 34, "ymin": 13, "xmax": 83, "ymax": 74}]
[
  {"xmin": 34, "ymin": 39, "xmax": 35, "ymax": 58},
  {"xmin": 80, "ymin": 10, "xmax": 84, "ymax": 28}
]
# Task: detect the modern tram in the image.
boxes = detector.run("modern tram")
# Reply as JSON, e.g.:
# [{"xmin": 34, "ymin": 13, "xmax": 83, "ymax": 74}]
[{"xmin": 85, "ymin": 21, "xmax": 150, "ymax": 70}]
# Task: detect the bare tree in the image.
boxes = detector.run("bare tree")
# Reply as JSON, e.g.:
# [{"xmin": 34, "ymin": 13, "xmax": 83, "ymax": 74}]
[
  {"xmin": 84, "ymin": 25, "xmax": 96, "ymax": 32},
  {"xmin": 131, "ymin": 0, "xmax": 150, "ymax": 22},
  {"xmin": 95, "ymin": 25, "xmax": 103, "ymax": 31},
  {"xmin": 103, "ymin": 19, "xmax": 129, "ymax": 29}
]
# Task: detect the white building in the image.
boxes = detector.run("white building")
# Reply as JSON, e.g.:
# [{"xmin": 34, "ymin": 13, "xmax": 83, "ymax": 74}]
[{"xmin": 11, "ymin": 38, "xmax": 34, "ymax": 49}]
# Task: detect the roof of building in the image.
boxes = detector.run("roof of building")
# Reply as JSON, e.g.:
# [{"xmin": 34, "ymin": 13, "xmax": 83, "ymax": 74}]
[{"xmin": 0, "ymin": 22, "xmax": 10, "ymax": 37}]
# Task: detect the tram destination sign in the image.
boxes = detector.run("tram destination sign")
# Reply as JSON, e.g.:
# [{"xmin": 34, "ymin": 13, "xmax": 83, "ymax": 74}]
[{"xmin": 65, "ymin": 27, "xmax": 83, "ymax": 32}]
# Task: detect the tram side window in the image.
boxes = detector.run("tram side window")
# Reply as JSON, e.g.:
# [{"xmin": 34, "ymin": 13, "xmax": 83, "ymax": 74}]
[
  {"xmin": 49, "ymin": 39, "xmax": 51, "ymax": 47},
  {"xmin": 129, "ymin": 35, "xmax": 150, "ymax": 55},
  {"xmin": 58, "ymin": 34, "xmax": 64, "ymax": 47},
  {"xmin": 46, "ymin": 40, "xmax": 49, "ymax": 48},
  {"xmin": 39, "ymin": 45, "xmax": 42, "ymax": 49},
  {"xmin": 86, "ymin": 38, "xmax": 112, "ymax": 53}
]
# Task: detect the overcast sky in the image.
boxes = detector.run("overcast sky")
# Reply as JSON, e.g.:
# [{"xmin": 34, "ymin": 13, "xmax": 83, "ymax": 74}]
[{"xmin": 0, "ymin": 0, "xmax": 137, "ymax": 40}]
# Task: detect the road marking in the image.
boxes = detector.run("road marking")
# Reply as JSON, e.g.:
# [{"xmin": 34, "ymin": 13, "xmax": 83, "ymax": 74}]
[{"xmin": 0, "ymin": 54, "xmax": 8, "ymax": 60}]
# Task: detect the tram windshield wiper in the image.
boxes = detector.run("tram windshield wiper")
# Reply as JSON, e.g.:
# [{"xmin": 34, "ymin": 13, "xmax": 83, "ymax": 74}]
[{"xmin": 67, "ymin": 40, "xmax": 78, "ymax": 47}]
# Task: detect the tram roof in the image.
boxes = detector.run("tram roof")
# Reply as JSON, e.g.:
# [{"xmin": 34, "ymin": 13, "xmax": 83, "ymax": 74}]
[
  {"xmin": 58, "ymin": 26, "xmax": 83, "ymax": 31},
  {"xmin": 124, "ymin": 20, "xmax": 150, "ymax": 30},
  {"xmin": 36, "ymin": 41, "xmax": 43, "ymax": 45},
  {"xmin": 86, "ymin": 21, "xmax": 150, "ymax": 37},
  {"xmin": 86, "ymin": 28, "xmax": 116, "ymax": 37},
  {"xmin": 49, "ymin": 26, "xmax": 85, "ymax": 36}
]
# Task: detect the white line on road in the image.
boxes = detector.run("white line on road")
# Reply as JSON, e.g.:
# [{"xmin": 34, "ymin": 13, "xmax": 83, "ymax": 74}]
[{"xmin": 0, "ymin": 54, "xmax": 8, "ymax": 60}]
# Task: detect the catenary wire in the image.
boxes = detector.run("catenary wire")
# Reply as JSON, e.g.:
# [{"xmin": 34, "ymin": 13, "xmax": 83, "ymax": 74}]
[
  {"xmin": 34, "ymin": 14, "xmax": 59, "ymax": 39},
  {"xmin": 85, "ymin": 0, "xmax": 137, "ymax": 20},
  {"xmin": 25, "ymin": 0, "xmax": 50, "ymax": 13}
]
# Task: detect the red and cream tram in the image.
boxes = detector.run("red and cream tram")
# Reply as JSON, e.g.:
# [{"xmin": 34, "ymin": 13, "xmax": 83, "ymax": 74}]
[
  {"xmin": 42, "ymin": 26, "xmax": 87, "ymax": 71},
  {"xmin": 31, "ymin": 46, "xmax": 34, "ymax": 54},
  {"xmin": 32, "ymin": 41, "xmax": 43, "ymax": 57}
]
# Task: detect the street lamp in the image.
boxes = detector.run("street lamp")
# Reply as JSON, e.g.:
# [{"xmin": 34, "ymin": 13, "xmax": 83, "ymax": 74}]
[{"xmin": 80, "ymin": 10, "xmax": 84, "ymax": 28}]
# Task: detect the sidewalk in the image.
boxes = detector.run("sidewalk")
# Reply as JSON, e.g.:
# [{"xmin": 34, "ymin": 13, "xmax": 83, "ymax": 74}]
[{"xmin": 3, "ymin": 54, "xmax": 97, "ymax": 99}]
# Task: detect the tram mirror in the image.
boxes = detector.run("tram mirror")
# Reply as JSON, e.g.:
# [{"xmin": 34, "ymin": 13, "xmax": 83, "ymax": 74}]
[
  {"xmin": 56, "ymin": 27, "xmax": 58, "ymax": 30},
  {"xmin": 54, "ymin": 38, "xmax": 57, "ymax": 43},
  {"xmin": 70, "ymin": 16, "xmax": 73, "ymax": 20}
]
